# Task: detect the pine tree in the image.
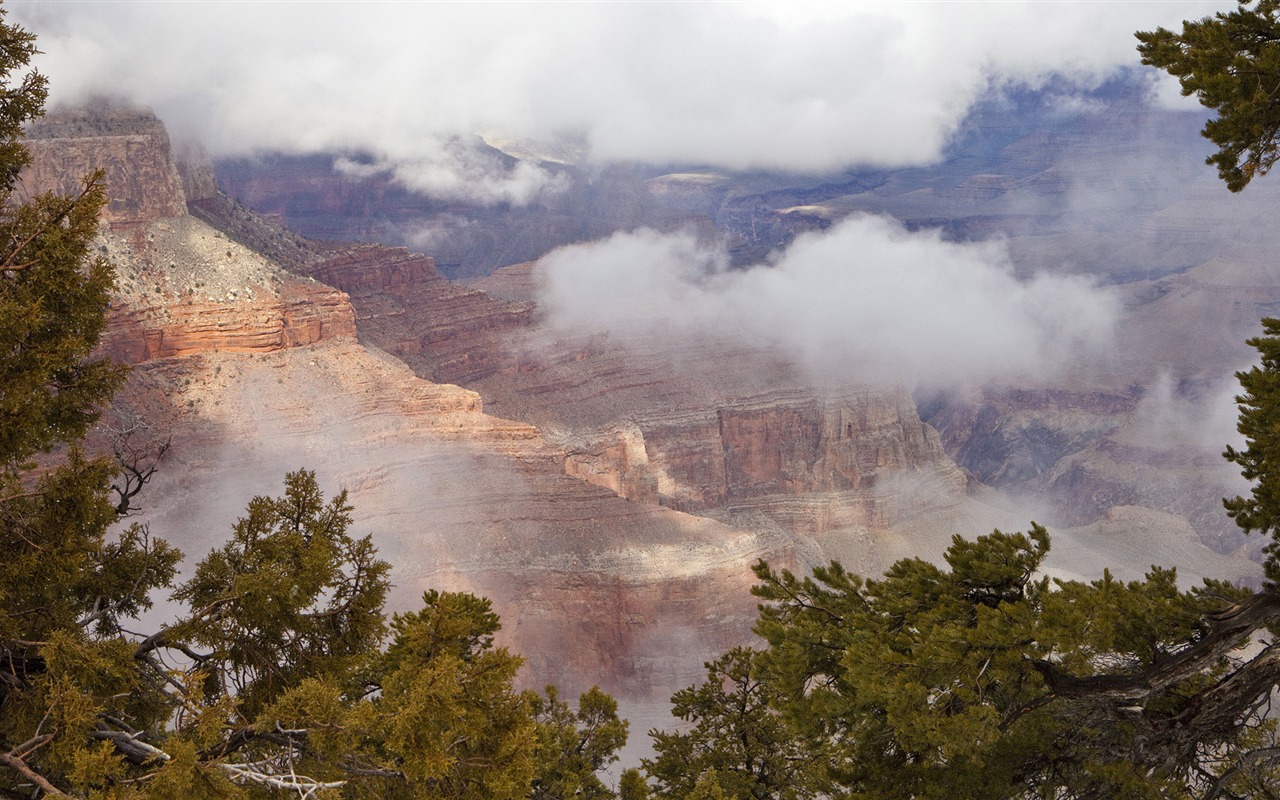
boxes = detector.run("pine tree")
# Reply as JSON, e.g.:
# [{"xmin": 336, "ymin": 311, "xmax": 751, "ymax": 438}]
[
  {"xmin": 1137, "ymin": 0, "xmax": 1280, "ymax": 192},
  {"xmin": 646, "ymin": 528, "xmax": 1280, "ymax": 798}
]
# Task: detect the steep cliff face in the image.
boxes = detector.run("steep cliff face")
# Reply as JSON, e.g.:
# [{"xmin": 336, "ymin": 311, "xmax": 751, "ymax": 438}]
[
  {"xmin": 300, "ymin": 244, "xmax": 532, "ymax": 385},
  {"xmin": 563, "ymin": 389, "xmax": 964, "ymax": 534},
  {"xmin": 104, "ymin": 278, "xmax": 355, "ymax": 362},
  {"xmin": 21, "ymin": 103, "xmax": 186, "ymax": 225}
]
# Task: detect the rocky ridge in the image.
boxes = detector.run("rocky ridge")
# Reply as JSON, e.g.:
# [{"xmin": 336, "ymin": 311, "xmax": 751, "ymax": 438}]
[{"xmin": 22, "ymin": 102, "xmax": 186, "ymax": 225}]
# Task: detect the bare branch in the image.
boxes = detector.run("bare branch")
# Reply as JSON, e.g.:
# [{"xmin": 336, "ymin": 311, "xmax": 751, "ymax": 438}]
[
  {"xmin": 105, "ymin": 412, "xmax": 170, "ymax": 516},
  {"xmin": 0, "ymin": 750, "xmax": 71, "ymax": 797},
  {"xmin": 91, "ymin": 729, "xmax": 171, "ymax": 765},
  {"xmin": 219, "ymin": 760, "xmax": 345, "ymax": 799}
]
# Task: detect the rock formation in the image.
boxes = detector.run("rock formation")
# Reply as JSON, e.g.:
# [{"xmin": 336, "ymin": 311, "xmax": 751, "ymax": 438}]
[
  {"xmin": 264, "ymin": 236, "xmax": 972, "ymax": 579},
  {"xmin": 24, "ymin": 105, "xmax": 818, "ymax": 700},
  {"xmin": 21, "ymin": 102, "xmax": 186, "ymax": 225}
]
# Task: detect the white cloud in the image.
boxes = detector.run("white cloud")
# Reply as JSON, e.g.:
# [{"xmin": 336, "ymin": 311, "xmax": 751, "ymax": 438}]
[
  {"xmin": 1128, "ymin": 373, "xmax": 1245, "ymax": 454},
  {"xmin": 10, "ymin": 0, "xmax": 1232, "ymax": 202},
  {"xmin": 538, "ymin": 217, "xmax": 1120, "ymax": 389}
]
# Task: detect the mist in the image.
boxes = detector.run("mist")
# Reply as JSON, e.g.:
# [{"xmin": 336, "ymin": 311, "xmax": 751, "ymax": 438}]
[
  {"xmin": 538, "ymin": 217, "xmax": 1120, "ymax": 390},
  {"xmin": 11, "ymin": 1, "xmax": 1228, "ymax": 204}
]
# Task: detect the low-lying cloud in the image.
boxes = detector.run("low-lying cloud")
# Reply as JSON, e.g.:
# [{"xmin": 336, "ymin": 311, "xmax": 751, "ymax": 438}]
[
  {"xmin": 539, "ymin": 217, "xmax": 1120, "ymax": 389},
  {"xmin": 1128, "ymin": 373, "xmax": 1245, "ymax": 455},
  {"xmin": 12, "ymin": 1, "xmax": 1228, "ymax": 203}
]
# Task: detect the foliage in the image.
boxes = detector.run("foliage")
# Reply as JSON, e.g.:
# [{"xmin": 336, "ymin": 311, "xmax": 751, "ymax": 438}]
[
  {"xmin": 530, "ymin": 685, "xmax": 629, "ymax": 800},
  {"xmin": 5, "ymin": 464, "xmax": 632, "ymax": 798},
  {"xmin": 641, "ymin": 525, "xmax": 1280, "ymax": 799},
  {"xmin": 170, "ymin": 471, "xmax": 390, "ymax": 717},
  {"xmin": 644, "ymin": 648, "xmax": 816, "ymax": 800},
  {"xmin": 1137, "ymin": 0, "xmax": 1280, "ymax": 192},
  {"xmin": 1225, "ymin": 317, "xmax": 1280, "ymax": 582}
]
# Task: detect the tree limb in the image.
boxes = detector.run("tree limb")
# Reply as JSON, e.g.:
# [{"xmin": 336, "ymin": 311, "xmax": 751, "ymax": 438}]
[
  {"xmin": 0, "ymin": 750, "xmax": 71, "ymax": 797},
  {"xmin": 1032, "ymin": 590, "xmax": 1280, "ymax": 701},
  {"xmin": 0, "ymin": 174, "xmax": 102, "ymax": 273}
]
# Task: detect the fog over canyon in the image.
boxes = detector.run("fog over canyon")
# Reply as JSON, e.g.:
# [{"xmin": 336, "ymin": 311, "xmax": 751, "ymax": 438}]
[{"xmin": 11, "ymin": 0, "xmax": 1278, "ymax": 726}]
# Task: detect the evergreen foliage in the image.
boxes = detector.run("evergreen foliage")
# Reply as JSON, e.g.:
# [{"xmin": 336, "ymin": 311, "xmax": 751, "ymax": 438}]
[
  {"xmin": 4, "ymin": 465, "xmax": 632, "ymax": 798},
  {"xmin": 1225, "ymin": 317, "xmax": 1280, "ymax": 583},
  {"xmin": 1137, "ymin": 0, "xmax": 1280, "ymax": 192},
  {"xmin": 530, "ymin": 685, "xmax": 629, "ymax": 800},
  {"xmin": 643, "ymin": 648, "xmax": 815, "ymax": 800},
  {"xmin": 644, "ymin": 531, "xmax": 1280, "ymax": 798}
]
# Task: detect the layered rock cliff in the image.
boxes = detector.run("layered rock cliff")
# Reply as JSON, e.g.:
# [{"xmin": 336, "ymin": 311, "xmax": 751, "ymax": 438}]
[
  {"xmin": 39, "ymin": 95, "xmax": 1267, "ymax": 704},
  {"xmin": 204, "ymin": 90, "xmax": 1269, "ymax": 584},
  {"xmin": 25, "ymin": 104, "xmax": 814, "ymax": 699}
]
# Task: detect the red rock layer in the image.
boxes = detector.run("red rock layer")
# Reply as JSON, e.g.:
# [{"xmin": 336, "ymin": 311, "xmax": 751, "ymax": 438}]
[
  {"xmin": 300, "ymin": 244, "xmax": 532, "ymax": 384},
  {"xmin": 102, "ymin": 279, "xmax": 356, "ymax": 364}
]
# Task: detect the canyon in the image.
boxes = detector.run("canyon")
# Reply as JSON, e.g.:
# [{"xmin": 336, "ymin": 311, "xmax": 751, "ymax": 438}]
[
  {"xmin": 23, "ymin": 91, "xmax": 1270, "ymax": 711},
  {"xmin": 208, "ymin": 74, "xmax": 1280, "ymax": 573}
]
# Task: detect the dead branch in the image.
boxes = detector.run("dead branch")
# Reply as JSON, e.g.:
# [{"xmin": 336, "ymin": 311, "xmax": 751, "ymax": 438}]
[
  {"xmin": 0, "ymin": 749, "xmax": 70, "ymax": 797},
  {"xmin": 218, "ymin": 759, "xmax": 345, "ymax": 799},
  {"xmin": 105, "ymin": 413, "xmax": 170, "ymax": 516},
  {"xmin": 91, "ymin": 729, "xmax": 171, "ymax": 766}
]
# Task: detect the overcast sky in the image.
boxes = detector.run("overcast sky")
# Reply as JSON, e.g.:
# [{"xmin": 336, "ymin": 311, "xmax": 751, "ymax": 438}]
[{"xmin": 13, "ymin": 1, "xmax": 1227, "ymax": 186}]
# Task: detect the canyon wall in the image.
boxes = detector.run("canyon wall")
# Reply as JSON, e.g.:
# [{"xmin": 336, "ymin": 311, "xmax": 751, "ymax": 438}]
[
  {"xmin": 302, "ymin": 244, "xmax": 533, "ymax": 385},
  {"xmin": 275, "ymin": 238, "xmax": 970, "ymax": 576},
  {"xmin": 39, "ymin": 96, "xmax": 1264, "ymax": 702},
  {"xmin": 195, "ymin": 77, "xmax": 1277, "ymax": 589},
  {"xmin": 21, "ymin": 103, "xmax": 186, "ymax": 225},
  {"xmin": 24, "ymin": 105, "xmax": 814, "ymax": 700},
  {"xmin": 104, "ymin": 278, "xmax": 356, "ymax": 363}
]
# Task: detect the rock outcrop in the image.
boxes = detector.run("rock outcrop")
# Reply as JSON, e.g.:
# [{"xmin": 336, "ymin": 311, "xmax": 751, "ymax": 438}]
[
  {"xmin": 301, "ymin": 244, "xmax": 532, "ymax": 385},
  {"xmin": 104, "ymin": 278, "xmax": 355, "ymax": 362},
  {"xmin": 21, "ymin": 102, "xmax": 186, "ymax": 225}
]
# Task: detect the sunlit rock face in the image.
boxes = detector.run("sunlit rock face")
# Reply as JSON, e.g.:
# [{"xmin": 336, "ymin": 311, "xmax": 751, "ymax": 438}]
[
  {"xmin": 25, "ymin": 104, "xmax": 816, "ymax": 700},
  {"xmin": 103, "ymin": 277, "xmax": 356, "ymax": 362}
]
